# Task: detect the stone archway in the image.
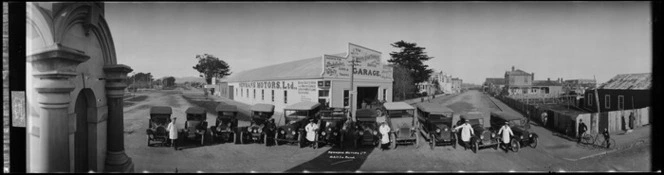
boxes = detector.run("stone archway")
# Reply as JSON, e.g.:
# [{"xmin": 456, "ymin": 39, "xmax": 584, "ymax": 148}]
[{"xmin": 74, "ymin": 88, "xmax": 96, "ymax": 172}]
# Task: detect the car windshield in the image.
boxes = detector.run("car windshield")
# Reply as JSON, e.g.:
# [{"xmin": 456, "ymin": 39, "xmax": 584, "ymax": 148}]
[
  {"xmin": 286, "ymin": 110, "xmax": 309, "ymax": 118},
  {"xmin": 429, "ymin": 114, "xmax": 448, "ymax": 120},
  {"xmin": 388, "ymin": 110, "xmax": 413, "ymax": 118},
  {"xmin": 468, "ymin": 118, "xmax": 483, "ymax": 126}
]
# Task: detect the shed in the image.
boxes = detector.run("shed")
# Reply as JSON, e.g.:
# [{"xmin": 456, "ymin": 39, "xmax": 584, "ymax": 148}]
[{"xmin": 150, "ymin": 106, "xmax": 172, "ymax": 115}]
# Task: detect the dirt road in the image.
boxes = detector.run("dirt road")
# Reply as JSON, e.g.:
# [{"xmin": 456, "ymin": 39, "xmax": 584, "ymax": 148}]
[{"xmin": 122, "ymin": 89, "xmax": 651, "ymax": 172}]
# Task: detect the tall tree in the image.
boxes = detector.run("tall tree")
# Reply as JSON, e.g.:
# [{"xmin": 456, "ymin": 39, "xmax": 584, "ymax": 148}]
[
  {"xmin": 163, "ymin": 76, "xmax": 176, "ymax": 87},
  {"xmin": 388, "ymin": 40, "xmax": 434, "ymax": 85},
  {"xmin": 193, "ymin": 54, "xmax": 232, "ymax": 84}
]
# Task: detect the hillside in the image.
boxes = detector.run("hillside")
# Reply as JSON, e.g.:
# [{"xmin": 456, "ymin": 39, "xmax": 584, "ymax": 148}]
[{"xmin": 174, "ymin": 76, "xmax": 205, "ymax": 84}]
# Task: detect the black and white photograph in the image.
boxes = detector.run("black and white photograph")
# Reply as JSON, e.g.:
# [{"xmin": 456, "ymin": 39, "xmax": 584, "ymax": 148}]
[{"xmin": 3, "ymin": 1, "xmax": 658, "ymax": 173}]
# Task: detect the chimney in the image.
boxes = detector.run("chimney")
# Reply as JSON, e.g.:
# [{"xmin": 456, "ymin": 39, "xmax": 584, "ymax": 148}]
[
  {"xmin": 532, "ymin": 72, "xmax": 535, "ymax": 81},
  {"xmin": 548, "ymin": 78, "xmax": 550, "ymax": 81},
  {"xmin": 512, "ymin": 66, "xmax": 515, "ymax": 71}
]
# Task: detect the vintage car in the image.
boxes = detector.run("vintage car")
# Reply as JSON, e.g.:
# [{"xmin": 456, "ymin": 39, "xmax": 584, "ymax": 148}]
[
  {"xmin": 352, "ymin": 109, "xmax": 381, "ymax": 148},
  {"xmin": 274, "ymin": 101, "xmax": 321, "ymax": 147},
  {"xmin": 490, "ymin": 111, "xmax": 538, "ymax": 152},
  {"xmin": 416, "ymin": 102, "xmax": 457, "ymax": 150},
  {"xmin": 313, "ymin": 107, "xmax": 348, "ymax": 148},
  {"xmin": 209, "ymin": 104, "xmax": 239, "ymax": 144},
  {"xmin": 461, "ymin": 111, "xmax": 500, "ymax": 153},
  {"xmin": 239, "ymin": 103, "xmax": 275, "ymax": 145},
  {"xmin": 382, "ymin": 102, "xmax": 420, "ymax": 149},
  {"xmin": 180, "ymin": 107, "xmax": 208, "ymax": 146},
  {"xmin": 146, "ymin": 106, "xmax": 172, "ymax": 147}
]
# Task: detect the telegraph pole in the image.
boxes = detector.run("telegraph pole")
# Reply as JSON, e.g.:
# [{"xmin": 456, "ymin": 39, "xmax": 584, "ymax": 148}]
[{"xmin": 349, "ymin": 57, "xmax": 359, "ymax": 121}]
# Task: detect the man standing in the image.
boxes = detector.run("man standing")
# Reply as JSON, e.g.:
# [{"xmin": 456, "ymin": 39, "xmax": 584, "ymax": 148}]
[
  {"xmin": 541, "ymin": 112, "xmax": 548, "ymax": 127},
  {"xmin": 304, "ymin": 118, "xmax": 319, "ymax": 148},
  {"xmin": 379, "ymin": 121, "xmax": 391, "ymax": 150},
  {"xmin": 577, "ymin": 119, "xmax": 588, "ymax": 144},
  {"xmin": 628, "ymin": 112, "xmax": 635, "ymax": 130},
  {"xmin": 602, "ymin": 128, "xmax": 611, "ymax": 148},
  {"xmin": 454, "ymin": 119, "xmax": 474, "ymax": 150},
  {"xmin": 497, "ymin": 121, "xmax": 513, "ymax": 153},
  {"xmin": 167, "ymin": 117, "xmax": 179, "ymax": 150}
]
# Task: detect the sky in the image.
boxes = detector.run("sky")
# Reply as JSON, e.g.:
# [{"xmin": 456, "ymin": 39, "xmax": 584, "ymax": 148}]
[{"xmin": 105, "ymin": 2, "xmax": 651, "ymax": 84}]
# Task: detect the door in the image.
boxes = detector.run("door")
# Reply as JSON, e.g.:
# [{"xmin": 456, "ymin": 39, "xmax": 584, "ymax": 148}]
[
  {"xmin": 229, "ymin": 86, "xmax": 234, "ymax": 100},
  {"xmin": 74, "ymin": 91, "xmax": 89, "ymax": 172}
]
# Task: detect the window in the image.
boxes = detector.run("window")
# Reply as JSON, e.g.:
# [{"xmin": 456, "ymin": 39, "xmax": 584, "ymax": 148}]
[
  {"xmin": 284, "ymin": 90, "xmax": 288, "ymax": 104},
  {"xmin": 318, "ymin": 90, "xmax": 329, "ymax": 97},
  {"xmin": 383, "ymin": 89, "xmax": 387, "ymax": 101},
  {"xmin": 618, "ymin": 95, "xmax": 624, "ymax": 110},
  {"xmin": 343, "ymin": 90, "xmax": 350, "ymax": 107},
  {"xmin": 253, "ymin": 89, "xmax": 256, "ymax": 99},
  {"xmin": 246, "ymin": 89, "xmax": 249, "ymax": 98},
  {"xmin": 262, "ymin": 90, "xmax": 264, "ymax": 100},
  {"xmin": 271, "ymin": 90, "xmax": 274, "ymax": 102},
  {"xmin": 588, "ymin": 94, "xmax": 593, "ymax": 106},
  {"xmin": 605, "ymin": 95, "xmax": 610, "ymax": 109}
]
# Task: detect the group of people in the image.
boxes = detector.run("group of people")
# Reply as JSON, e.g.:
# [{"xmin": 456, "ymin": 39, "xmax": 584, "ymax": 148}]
[
  {"xmin": 301, "ymin": 110, "xmax": 393, "ymax": 150},
  {"xmin": 452, "ymin": 118, "xmax": 515, "ymax": 152}
]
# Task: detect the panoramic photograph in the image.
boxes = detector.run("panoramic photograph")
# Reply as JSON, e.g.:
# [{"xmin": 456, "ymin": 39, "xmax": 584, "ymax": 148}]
[{"xmin": 5, "ymin": 1, "xmax": 655, "ymax": 173}]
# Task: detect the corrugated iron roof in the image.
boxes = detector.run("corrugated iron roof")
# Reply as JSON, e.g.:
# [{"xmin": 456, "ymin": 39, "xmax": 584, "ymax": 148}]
[
  {"xmin": 598, "ymin": 73, "xmax": 651, "ymax": 90},
  {"xmin": 223, "ymin": 53, "xmax": 346, "ymax": 82}
]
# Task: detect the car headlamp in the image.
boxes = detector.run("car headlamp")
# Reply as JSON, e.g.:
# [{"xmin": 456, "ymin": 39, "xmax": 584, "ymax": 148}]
[
  {"xmin": 247, "ymin": 127, "xmax": 251, "ymax": 132},
  {"xmin": 292, "ymin": 131, "xmax": 296, "ymax": 135},
  {"xmin": 491, "ymin": 133, "xmax": 495, "ymax": 138},
  {"xmin": 258, "ymin": 128, "xmax": 263, "ymax": 133},
  {"xmin": 328, "ymin": 128, "xmax": 332, "ymax": 131},
  {"xmin": 373, "ymin": 131, "xmax": 378, "ymax": 135},
  {"xmin": 444, "ymin": 128, "xmax": 449, "ymax": 132},
  {"xmin": 480, "ymin": 135, "xmax": 484, "ymax": 139},
  {"xmin": 322, "ymin": 132, "xmax": 326, "ymax": 136},
  {"xmin": 359, "ymin": 132, "xmax": 364, "ymax": 136},
  {"xmin": 280, "ymin": 130, "xmax": 285, "ymax": 134},
  {"xmin": 436, "ymin": 129, "xmax": 441, "ymax": 133},
  {"xmin": 520, "ymin": 135, "xmax": 524, "ymax": 139},
  {"xmin": 529, "ymin": 134, "xmax": 532, "ymax": 137}
]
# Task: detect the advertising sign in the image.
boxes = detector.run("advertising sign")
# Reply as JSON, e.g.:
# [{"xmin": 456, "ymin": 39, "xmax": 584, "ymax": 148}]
[{"xmin": 322, "ymin": 43, "xmax": 393, "ymax": 80}]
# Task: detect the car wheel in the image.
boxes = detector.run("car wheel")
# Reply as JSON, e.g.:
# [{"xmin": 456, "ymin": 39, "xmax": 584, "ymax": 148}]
[
  {"xmin": 511, "ymin": 139, "xmax": 520, "ymax": 152},
  {"xmin": 298, "ymin": 133, "xmax": 302, "ymax": 148},
  {"xmin": 430, "ymin": 134, "xmax": 436, "ymax": 150},
  {"xmin": 233, "ymin": 132, "xmax": 237, "ymax": 144},
  {"xmin": 530, "ymin": 137, "xmax": 538, "ymax": 148},
  {"xmin": 473, "ymin": 141, "xmax": 479, "ymax": 153},
  {"xmin": 340, "ymin": 134, "xmax": 345, "ymax": 149},
  {"xmin": 147, "ymin": 135, "xmax": 151, "ymax": 147},
  {"xmin": 264, "ymin": 133, "xmax": 269, "ymax": 146},
  {"xmin": 452, "ymin": 134, "xmax": 457, "ymax": 149},
  {"xmin": 274, "ymin": 132, "xmax": 280, "ymax": 146},
  {"xmin": 201, "ymin": 133, "xmax": 205, "ymax": 146}
]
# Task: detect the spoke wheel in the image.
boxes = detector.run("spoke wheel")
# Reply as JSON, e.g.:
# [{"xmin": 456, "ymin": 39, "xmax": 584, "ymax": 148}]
[
  {"xmin": 264, "ymin": 133, "xmax": 268, "ymax": 146},
  {"xmin": 390, "ymin": 133, "xmax": 397, "ymax": 150},
  {"xmin": 274, "ymin": 132, "xmax": 280, "ymax": 146},
  {"xmin": 240, "ymin": 132, "xmax": 245, "ymax": 144},
  {"xmin": 430, "ymin": 134, "xmax": 436, "ymax": 150},
  {"xmin": 530, "ymin": 137, "xmax": 538, "ymax": 148},
  {"xmin": 511, "ymin": 139, "xmax": 520, "ymax": 152},
  {"xmin": 472, "ymin": 141, "xmax": 478, "ymax": 153}
]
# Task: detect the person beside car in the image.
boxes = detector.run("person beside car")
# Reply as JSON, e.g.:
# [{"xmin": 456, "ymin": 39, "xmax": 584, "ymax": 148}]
[
  {"xmin": 378, "ymin": 120, "xmax": 391, "ymax": 150},
  {"xmin": 453, "ymin": 119, "xmax": 474, "ymax": 150},
  {"xmin": 166, "ymin": 117, "xmax": 179, "ymax": 150},
  {"xmin": 497, "ymin": 121, "xmax": 513, "ymax": 152},
  {"xmin": 304, "ymin": 118, "xmax": 319, "ymax": 148}
]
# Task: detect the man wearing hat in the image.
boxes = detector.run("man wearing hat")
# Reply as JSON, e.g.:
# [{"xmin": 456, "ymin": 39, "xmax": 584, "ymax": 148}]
[
  {"xmin": 166, "ymin": 117, "xmax": 179, "ymax": 150},
  {"xmin": 453, "ymin": 118, "xmax": 474, "ymax": 150},
  {"xmin": 497, "ymin": 121, "xmax": 514, "ymax": 152},
  {"xmin": 304, "ymin": 118, "xmax": 319, "ymax": 148},
  {"xmin": 577, "ymin": 119, "xmax": 588, "ymax": 144}
]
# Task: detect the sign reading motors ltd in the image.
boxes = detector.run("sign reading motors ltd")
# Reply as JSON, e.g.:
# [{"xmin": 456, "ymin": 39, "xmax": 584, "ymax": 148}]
[
  {"xmin": 238, "ymin": 80, "xmax": 318, "ymax": 94},
  {"xmin": 322, "ymin": 43, "xmax": 393, "ymax": 80}
]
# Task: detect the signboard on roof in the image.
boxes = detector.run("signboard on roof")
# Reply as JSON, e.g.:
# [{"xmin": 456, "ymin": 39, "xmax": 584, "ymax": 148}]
[{"xmin": 322, "ymin": 43, "xmax": 393, "ymax": 80}]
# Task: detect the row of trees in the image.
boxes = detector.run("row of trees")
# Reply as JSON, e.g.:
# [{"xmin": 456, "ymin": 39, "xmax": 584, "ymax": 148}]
[{"xmin": 126, "ymin": 72, "xmax": 177, "ymax": 91}]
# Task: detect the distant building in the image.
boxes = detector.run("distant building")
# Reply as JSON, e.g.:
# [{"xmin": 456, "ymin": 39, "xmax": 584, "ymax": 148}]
[
  {"xmin": 531, "ymin": 78, "xmax": 564, "ymax": 95},
  {"xmin": 483, "ymin": 78, "xmax": 505, "ymax": 95},
  {"xmin": 451, "ymin": 78, "xmax": 463, "ymax": 93},
  {"xmin": 563, "ymin": 79, "xmax": 597, "ymax": 95},
  {"xmin": 582, "ymin": 73, "xmax": 650, "ymax": 112},
  {"xmin": 504, "ymin": 66, "xmax": 534, "ymax": 95},
  {"xmin": 416, "ymin": 71, "xmax": 461, "ymax": 95}
]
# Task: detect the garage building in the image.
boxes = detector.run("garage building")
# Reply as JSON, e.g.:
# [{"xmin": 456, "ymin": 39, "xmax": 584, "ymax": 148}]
[{"xmin": 219, "ymin": 43, "xmax": 394, "ymax": 121}]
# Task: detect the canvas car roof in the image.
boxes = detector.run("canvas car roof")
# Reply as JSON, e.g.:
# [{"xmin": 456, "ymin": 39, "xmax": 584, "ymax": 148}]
[
  {"xmin": 185, "ymin": 107, "xmax": 206, "ymax": 115},
  {"xmin": 417, "ymin": 102, "xmax": 454, "ymax": 114},
  {"xmin": 216, "ymin": 104, "xmax": 237, "ymax": 112},
  {"xmin": 150, "ymin": 106, "xmax": 172, "ymax": 115},
  {"xmin": 251, "ymin": 103, "xmax": 275, "ymax": 112},
  {"xmin": 284, "ymin": 101, "xmax": 320, "ymax": 111},
  {"xmin": 356, "ymin": 109, "xmax": 378, "ymax": 118},
  {"xmin": 462, "ymin": 111, "xmax": 485, "ymax": 120},
  {"xmin": 383, "ymin": 102, "xmax": 415, "ymax": 110},
  {"xmin": 490, "ymin": 111, "xmax": 522, "ymax": 121}
]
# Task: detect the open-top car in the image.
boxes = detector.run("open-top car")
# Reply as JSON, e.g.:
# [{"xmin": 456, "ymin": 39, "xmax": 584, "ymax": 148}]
[
  {"xmin": 352, "ymin": 109, "xmax": 381, "ymax": 148},
  {"xmin": 383, "ymin": 102, "xmax": 420, "ymax": 149},
  {"xmin": 210, "ymin": 104, "xmax": 238, "ymax": 144},
  {"xmin": 146, "ymin": 106, "xmax": 172, "ymax": 147},
  {"xmin": 239, "ymin": 103, "xmax": 275, "ymax": 145},
  {"xmin": 181, "ymin": 106, "xmax": 208, "ymax": 146},
  {"xmin": 416, "ymin": 102, "xmax": 457, "ymax": 150},
  {"xmin": 461, "ymin": 111, "xmax": 499, "ymax": 153},
  {"xmin": 313, "ymin": 107, "xmax": 348, "ymax": 148},
  {"xmin": 490, "ymin": 111, "xmax": 538, "ymax": 152},
  {"xmin": 274, "ymin": 101, "xmax": 321, "ymax": 147}
]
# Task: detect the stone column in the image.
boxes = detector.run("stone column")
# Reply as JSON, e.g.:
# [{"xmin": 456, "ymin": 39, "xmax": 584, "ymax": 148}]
[
  {"xmin": 103, "ymin": 64, "xmax": 133, "ymax": 172},
  {"xmin": 28, "ymin": 44, "xmax": 90, "ymax": 172}
]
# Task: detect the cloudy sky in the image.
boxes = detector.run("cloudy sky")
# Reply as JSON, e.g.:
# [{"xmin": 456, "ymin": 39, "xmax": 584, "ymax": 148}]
[{"xmin": 105, "ymin": 2, "xmax": 651, "ymax": 84}]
